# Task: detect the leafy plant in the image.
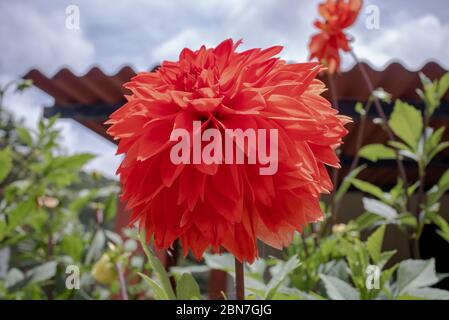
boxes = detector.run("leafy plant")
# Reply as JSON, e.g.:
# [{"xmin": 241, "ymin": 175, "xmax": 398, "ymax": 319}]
[
  {"xmin": 351, "ymin": 72, "xmax": 449, "ymax": 258},
  {"xmin": 0, "ymin": 81, "xmax": 142, "ymax": 299}
]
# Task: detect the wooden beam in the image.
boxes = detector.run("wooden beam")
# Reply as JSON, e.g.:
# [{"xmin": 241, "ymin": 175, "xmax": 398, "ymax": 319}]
[
  {"xmin": 43, "ymin": 103, "xmax": 120, "ymax": 120},
  {"xmin": 42, "ymin": 100, "xmax": 449, "ymax": 120}
]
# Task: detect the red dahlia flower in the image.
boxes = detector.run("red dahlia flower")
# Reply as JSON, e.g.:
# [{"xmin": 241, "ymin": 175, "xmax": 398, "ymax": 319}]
[
  {"xmin": 309, "ymin": 0, "xmax": 362, "ymax": 74},
  {"xmin": 106, "ymin": 39, "xmax": 350, "ymax": 263}
]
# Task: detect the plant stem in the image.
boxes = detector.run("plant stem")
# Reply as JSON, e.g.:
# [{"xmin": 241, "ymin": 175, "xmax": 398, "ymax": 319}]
[
  {"xmin": 45, "ymin": 209, "xmax": 54, "ymax": 300},
  {"xmin": 234, "ymin": 258, "xmax": 245, "ymax": 300},
  {"xmin": 301, "ymin": 231, "xmax": 310, "ymax": 257},
  {"xmin": 349, "ymin": 50, "xmax": 410, "ymax": 201},
  {"xmin": 348, "ymin": 100, "xmax": 373, "ymax": 173},
  {"xmin": 327, "ymin": 72, "xmax": 339, "ymax": 111},
  {"xmin": 116, "ymin": 262, "xmax": 129, "ymax": 300},
  {"xmin": 333, "ymin": 99, "xmax": 373, "ymax": 216},
  {"xmin": 413, "ymin": 110, "xmax": 430, "ymax": 259}
]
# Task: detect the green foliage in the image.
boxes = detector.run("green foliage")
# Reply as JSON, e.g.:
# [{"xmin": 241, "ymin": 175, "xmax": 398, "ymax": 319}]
[
  {"xmin": 138, "ymin": 231, "xmax": 176, "ymax": 300},
  {"xmin": 350, "ymin": 72, "xmax": 449, "ymax": 259},
  {"xmin": 138, "ymin": 231, "xmax": 202, "ymax": 300},
  {"xmin": 366, "ymin": 225, "xmax": 386, "ymax": 262},
  {"xmin": 0, "ymin": 146, "xmax": 12, "ymax": 183},
  {"xmin": 359, "ymin": 144, "xmax": 396, "ymax": 162},
  {"xmin": 417, "ymin": 72, "xmax": 449, "ymax": 117},
  {"xmin": 198, "ymin": 223, "xmax": 449, "ymax": 300},
  {"xmin": 176, "ymin": 273, "xmax": 201, "ymax": 300},
  {"xmin": 319, "ymin": 274, "xmax": 359, "ymax": 300},
  {"xmin": 335, "ymin": 164, "xmax": 366, "ymax": 202},
  {"xmin": 350, "ymin": 179, "xmax": 385, "ymax": 200},
  {"xmin": 198, "ymin": 253, "xmax": 306, "ymax": 300},
  {"xmin": 0, "ymin": 84, "xmax": 138, "ymax": 299},
  {"xmin": 388, "ymin": 100, "xmax": 423, "ymax": 151}
]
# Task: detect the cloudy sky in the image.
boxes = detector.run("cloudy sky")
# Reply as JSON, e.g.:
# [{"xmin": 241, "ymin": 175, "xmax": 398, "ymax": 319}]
[{"xmin": 1, "ymin": 0, "xmax": 448, "ymax": 178}]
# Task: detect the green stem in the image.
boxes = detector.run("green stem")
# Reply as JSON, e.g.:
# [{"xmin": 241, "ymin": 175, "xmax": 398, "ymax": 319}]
[
  {"xmin": 413, "ymin": 110, "xmax": 430, "ymax": 259},
  {"xmin": 333, "ymin": 99, "xmax": 373, "ymax": 216},
  {"xmin": 349, "ymin": 49, "xmax": 410, "ymax": 204}
]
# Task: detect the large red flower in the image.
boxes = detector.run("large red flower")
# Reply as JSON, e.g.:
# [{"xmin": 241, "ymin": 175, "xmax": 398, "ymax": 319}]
[
  {"xmin": 106, "ymin": 39, "xmax": 350, "ymax": 263},
  {"xmin": 309, "ymin": 0, "xmax": 362, "ymax": 74}
]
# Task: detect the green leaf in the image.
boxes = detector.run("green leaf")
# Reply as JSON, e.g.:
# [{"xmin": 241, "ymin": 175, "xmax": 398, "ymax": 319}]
[
  {"xmin": 378, "ymin": 250, "xmax": 397, "ymax": 270},
  {"xmin": 430, "ymin": 168, "xmax": 449, "ymax": 204},
  {"xmin": 425, "ymin": 127, "xmax": 445, "ymax": 154},
  {"xmin": 429, "ymin": 142, "xmax": 449, "ymax": 163},
  {"xmin": 5, "ymin": 268, "xmax": 25, "ymax": 288},
  {"xmin": 51, "ymin": 153, "xmax": 95, "ymax": 171},
  {"xmin": 45, "ymin": 170, "xmax": 76, "ymax": 188},
  {"xmin": 203, "ymin": 253, "xmax": 235, "ymax": 272},
  {"xmin": 0, "ymin": 147, "xmax": 12, "ymax": 183},
  {"xmin": 68, "ymin": 189, "xmax": 98, "ymax": 213},
  {"xmin": 351, "ymin": 178, "xmax": 385, "ymax": 200},
  {"xmin": 138, "ymin": 231, "xmax": 176, "ymax": 300},
  {"xmin": 438, "ymin": 168, "xmax": 449, "ymax": 190},
  {"xmin": 6, "ymin": 199, "xmax": 35, "ymax": 232},
  {"xmin": 171, "ymin": 265, "xmax": 210, "ymax": 275},
  {"xmin": 407, "ymin": 181, "xmax": 420, "ymax": 197},
  {"xmin": 397, "ymin": 213, "xmax": 418, "ymax": 228},
  {"xmin": 418, "ymin": 73, "xmax": 439, "ymax": 116},
  {"xmin": 273, "ymin": 287, "xmax": 320, "ymax": 300},
  {"xmin": 138, "ymin": 272, "xmax": 168, "ymax": 300},
  {"xmin": 437, "ymin": 72, "xmax": 449, "ymax": 98},
  {"xmin": 354, "ymin": 102, "xmax": 364, "ymax": 115},
  {"xmin": 319, "ymin": 274, "xmax": 359, "ymax": 300},
  {"xmin": 388, "ymin": 140, "xmax": 413, "ymax": 152},
  {"xmin": 176, "ymin": 273, "xmax": 201, "ymax": 300},
  {"xmin": 404, "ymin": 288, "xmax": 449, "ymax": 300},
  {"xmin": 366, "ymin": 225, "xmax": 386, "ymax": 263},
  {"xmin": 16, "ymin": 126, "xmax": 33, "ymax": 146},
  {"xmin": 26, "ymin": 261, "xmax": 57, "ymax": 284},
  {"xmin": 419, "ymin": 72, "xmax": 433, "ymax": 87},
  {"xmin": 0, "ymin": 219, "xmax": 6, "ymax": 241},
  {"xmin": 104, "ymin": 193, "xmax": 117, "ymax": 221},
  {"xmin": 47, "ymin": 114, "xmax": 59, "ymax": 128},
  {"xmin": 432, "ymin": 215, "xmax": 449, "ymax": 244},
  {"xmin": 359, "ymin": 144, "xmax": 396, "ymax": 162},
  {"xmin": 353, "ymin": 212, "xmax": 382, "ymax": 231},
  {"xmin": 381, "ymin": 263, "xmax": 398, "ymax": 291},
  {"xmin": 61, "ymin": 235, "xmax": 84, "ymax": 262},
  {"xmin": 362, "ymin": 198, "xmax": 398, "ymax": 220},
  {"xmin": 396, "ymin": 259, "xmax": 439, "ymax": 296},
  {"xmin": 266, "ymin": 255, "xmax": 300, "ymax": 300},
  {"xmin": 85, "ymin": 230, "xmax": 105, "ymax": 264},
  {"xmin": 434, "ymin": 169, "xmax": 449, "ymax": 200},
  {"xmin": 388, "ymin": 100, "xmax": 423, "ymax": 150},
  {"xmin": 335, "ymin": 165, "xmax": 366, "ymax": 202}
]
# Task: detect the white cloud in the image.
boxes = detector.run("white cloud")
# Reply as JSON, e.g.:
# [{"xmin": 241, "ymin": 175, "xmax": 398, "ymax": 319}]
[
  {"xmin": 349, "ymin": 13, "xmax": 449, "ymax": 69},
  {"xmin": 0, "ymin": 1, "xmax": 95, "ymax": 76}
]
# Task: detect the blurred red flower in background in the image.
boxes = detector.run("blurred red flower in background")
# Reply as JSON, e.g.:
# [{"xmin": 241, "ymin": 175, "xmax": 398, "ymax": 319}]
[
  {"xmin": 309, "ymin": 0, "xmax": 362, "ymax": 74},
  {"xmin": 106, "ymin": 39, "xmax": 350, "ymax": 262}
]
